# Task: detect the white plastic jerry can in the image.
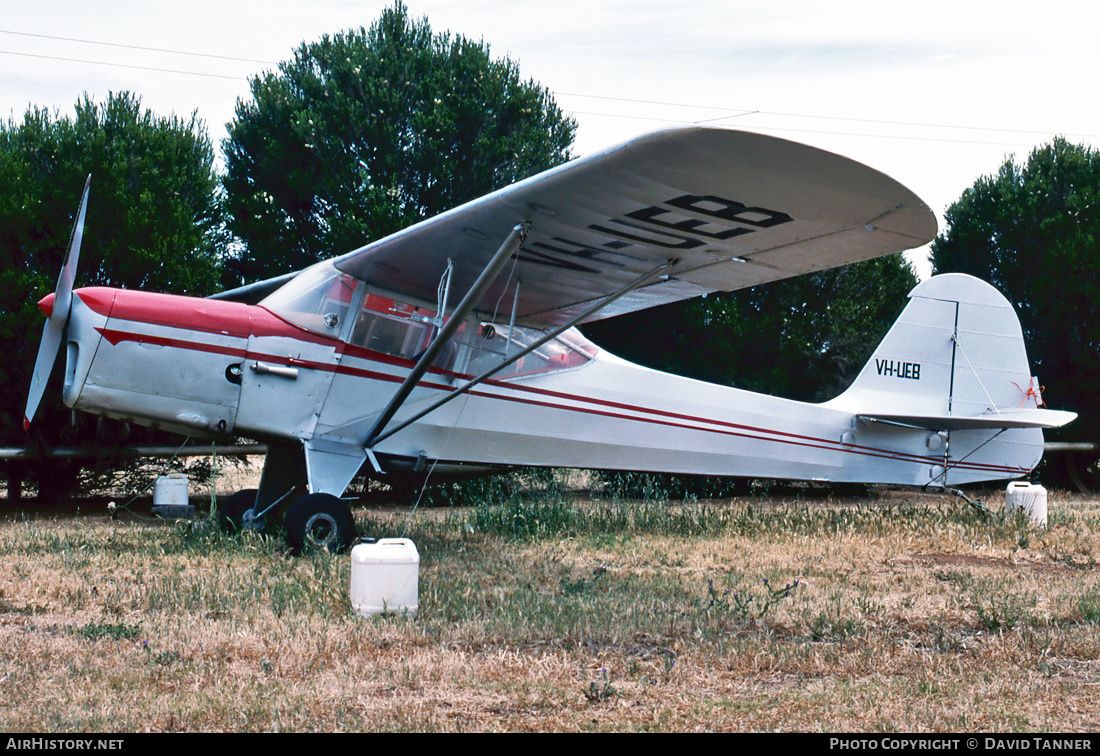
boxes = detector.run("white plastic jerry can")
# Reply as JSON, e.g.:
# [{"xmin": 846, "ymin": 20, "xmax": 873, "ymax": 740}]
[
  {"xmin": 1005, "ymin": 481, "xmax": 1048, "ymax": 528},
  {"xmin": 350, "ymin": 538, "xmax": 420, "ymax": 617},
  {"xmin": 152, "ymin": 474, "xmax": 193, "ymax": 518}
]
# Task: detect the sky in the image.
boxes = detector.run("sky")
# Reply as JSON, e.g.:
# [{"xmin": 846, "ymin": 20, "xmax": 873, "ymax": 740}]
[{"xmin": 3, "ymin": 0, "xmax": 1099, "ymax": 278}]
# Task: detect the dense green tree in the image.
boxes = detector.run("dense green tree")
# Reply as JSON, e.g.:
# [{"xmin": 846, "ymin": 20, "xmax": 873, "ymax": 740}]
[
  {"xmin": 930, "ymin": 138, "xmax": 1100, "ymax": 445},
  {"xmin": 222, "ymin": 1, "xmax": 576, "ymax": 285},
  {"xmin": 0, "ymin": 92, "xmax": 225, "ymax": 488},
  {"xmin": 584, "ymin": 255, "xmax": 919, "ymax": 402}
]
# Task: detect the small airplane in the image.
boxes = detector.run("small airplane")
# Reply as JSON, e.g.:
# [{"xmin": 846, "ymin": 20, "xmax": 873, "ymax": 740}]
[{"xmin": 24, "ymin": 127, "xmax": 1075, "ymax": 551}]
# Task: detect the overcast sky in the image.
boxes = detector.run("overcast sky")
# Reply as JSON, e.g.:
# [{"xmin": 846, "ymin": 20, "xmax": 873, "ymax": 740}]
[{"xmin": 3, "ymin": 0, "xmax": 1099, "ymax": 277}]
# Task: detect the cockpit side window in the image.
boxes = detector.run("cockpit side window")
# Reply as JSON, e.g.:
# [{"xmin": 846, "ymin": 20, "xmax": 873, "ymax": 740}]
[
  {"xmin": 263, "ymin": 269, "xmax": 598, "ymax": 379},
  {"xmin": 463, "ymin": 325, "xmax": 596, "ymax": 379},
  {"xmin": 349, "ymin": 293, "xmax": 436, "ymax": 361}
]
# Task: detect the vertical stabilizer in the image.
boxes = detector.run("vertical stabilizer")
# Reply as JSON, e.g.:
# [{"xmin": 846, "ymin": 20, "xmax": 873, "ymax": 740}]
[{"xmin": 825, "ymin": 273, "xmax": 1068, "ymax": 428}]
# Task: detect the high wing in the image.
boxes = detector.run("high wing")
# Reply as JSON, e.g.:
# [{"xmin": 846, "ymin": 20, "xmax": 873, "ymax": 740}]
[{"xmin": 333, "ymin": 127, "xmax": 938, "ymax": 328}]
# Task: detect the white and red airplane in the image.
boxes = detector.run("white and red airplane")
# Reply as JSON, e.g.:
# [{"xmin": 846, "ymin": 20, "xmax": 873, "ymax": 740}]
[{"xmin": 24, "ymin": 128, "xmax": 1075, "ymax": 551}]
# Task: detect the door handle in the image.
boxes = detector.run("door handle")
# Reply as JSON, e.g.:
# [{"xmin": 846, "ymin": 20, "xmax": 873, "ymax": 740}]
[{"xmin": 251, "ymin": 362, "xmax": 299, "ymax": 379}]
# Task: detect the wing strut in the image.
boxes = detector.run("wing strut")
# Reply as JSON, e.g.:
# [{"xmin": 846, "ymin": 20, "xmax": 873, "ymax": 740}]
[
  {"xmin": 367, "ymin": 259, "xmax": 675, "ymax": 448},
  {"xmin": 363, "ymin": 222, "xmax": 529, "ymax": 448}
]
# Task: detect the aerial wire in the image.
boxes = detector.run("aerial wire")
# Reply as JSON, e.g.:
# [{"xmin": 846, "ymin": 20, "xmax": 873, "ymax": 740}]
[
  {"xmin": 557, "ymin": 90, "xmax": 1100, "ymax": 141},
  {"xmin": 0, "ymin": 50, "xmax": 244, "ymax": 80},
  {"xmin": 3, "ymin": 27, "xmax": 1098, "ymax": 146},
  {"xmin": 0, "ymin": 29, "xmax": 276, "ymax": 65}
]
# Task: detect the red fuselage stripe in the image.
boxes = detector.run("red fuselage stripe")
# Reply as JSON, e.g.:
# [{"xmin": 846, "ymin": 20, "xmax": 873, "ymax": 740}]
[
  {"xmin": 84, "ymin": 285, "xmax": 1027, "ymax": 476},
  {"xmin": 94, "ymin": 323, "xmax": 1026, "ymax": 476}
]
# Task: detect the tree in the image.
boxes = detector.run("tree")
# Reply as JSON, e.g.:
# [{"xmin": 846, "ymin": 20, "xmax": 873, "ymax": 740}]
[
  {"xmin": 583, "ymin": 255, "xmax": 919, "ymax": 402},
  {"xmin": 930, "ymin": 138, "xmax": 1100, "ymax": 447},
  {"xmin": 221, "ymin": 1, "xmax": 577, "ymax": 286},
  {"xmin": 0, "ymin": 92, "xmax": 225, "ymax": 492}
]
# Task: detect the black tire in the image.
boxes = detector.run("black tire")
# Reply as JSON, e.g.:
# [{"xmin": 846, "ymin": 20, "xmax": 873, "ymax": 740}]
[
  {"xmin": 283, "ymin": 493, "xmax": 356, "ymax": 553},
  {"xmin": 218, "ymin": 489, "xmax": 266, "ymax": 534}
]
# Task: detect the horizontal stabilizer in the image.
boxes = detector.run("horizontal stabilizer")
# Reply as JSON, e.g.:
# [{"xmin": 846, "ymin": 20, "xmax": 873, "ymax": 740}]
[{"xmin": 859, "ymin": 408, "xmax": 1077, "ymax": 431}]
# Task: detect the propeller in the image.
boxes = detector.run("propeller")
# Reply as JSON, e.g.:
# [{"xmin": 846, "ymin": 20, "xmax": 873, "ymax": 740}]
[{"xmin": 24, "ymin": 175, "xmax": 91, "ymax": 431}]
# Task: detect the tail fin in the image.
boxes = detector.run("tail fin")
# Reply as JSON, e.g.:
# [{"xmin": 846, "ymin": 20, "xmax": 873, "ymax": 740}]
[{"xmin": 826, "ymin": 273, "xmax": 1075, "ymax": 430}]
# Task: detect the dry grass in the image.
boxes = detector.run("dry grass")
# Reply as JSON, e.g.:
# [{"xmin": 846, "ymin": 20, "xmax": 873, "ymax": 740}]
[{"xmin": 2, "ymin": 477, "xmax": 1100, "ymax": 732}]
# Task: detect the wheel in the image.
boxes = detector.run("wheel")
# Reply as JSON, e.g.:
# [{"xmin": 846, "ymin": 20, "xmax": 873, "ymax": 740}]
[
  {"xmin": 218, "ymin": 489, "xmax": 267, "ymax": 534},
  {"xmin": 283, "ymin": 493, "xmax": 356, "ymax": 553}
]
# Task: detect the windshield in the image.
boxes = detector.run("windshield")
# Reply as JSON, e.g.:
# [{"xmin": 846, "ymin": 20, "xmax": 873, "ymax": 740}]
[{"xmin": 259, "ymin": 261, "xmax": 358, "ymax": 337}]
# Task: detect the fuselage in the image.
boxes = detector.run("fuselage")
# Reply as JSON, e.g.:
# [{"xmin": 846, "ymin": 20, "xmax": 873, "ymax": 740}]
[{"xmin": 54, "ymin": 270, "xmax": 1044, "ymax": 494}]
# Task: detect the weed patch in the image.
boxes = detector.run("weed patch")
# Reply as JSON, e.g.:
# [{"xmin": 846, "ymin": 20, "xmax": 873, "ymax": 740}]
[
  {"xmin": 73, "ymin": 621, "xmax": 142, "ymax": 641},
  {"xmin": 703, "ymin": 576, "xmax": 799, "ymax": 623}
]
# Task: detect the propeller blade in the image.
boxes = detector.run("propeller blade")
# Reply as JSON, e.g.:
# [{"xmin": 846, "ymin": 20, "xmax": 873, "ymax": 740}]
[
  {"xmin": 23, "ymin": 175, "xmax": 91, "ymax": 431},
  {"xmin": 23, "ymin": 318, "xmax": 64, "ymax": 431},
  {"xmin": 53, "ymin": 174, "xmax": 91, "ymax": 323}
]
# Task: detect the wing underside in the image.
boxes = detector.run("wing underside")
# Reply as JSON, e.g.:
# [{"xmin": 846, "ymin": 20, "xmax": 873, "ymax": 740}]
[{"xmin": 334, "ymin": 127, "xmax": 938, "ymax": 328}]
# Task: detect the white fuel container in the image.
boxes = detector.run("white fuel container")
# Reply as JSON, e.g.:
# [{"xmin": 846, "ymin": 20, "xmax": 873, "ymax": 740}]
[
  {"xmin": 151, "ymin": 474, "xmax": 193, "ymax": 518},
  {"xmin": 1005, "ymin": 481, "xmax": 1048, "ymax": 528},
  {"xmin": 350, "ymin": 538, "xmax": 420, "ymax": 617}
]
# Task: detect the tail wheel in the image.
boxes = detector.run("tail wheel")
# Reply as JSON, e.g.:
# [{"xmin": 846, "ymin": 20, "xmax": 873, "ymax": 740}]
[{"xmin": 284, "ymin": 493, "xmax": 356, "ymax": 553}]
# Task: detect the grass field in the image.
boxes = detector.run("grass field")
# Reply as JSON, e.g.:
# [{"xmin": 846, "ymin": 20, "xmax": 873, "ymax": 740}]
[{"xmin": 1, "ymin": 472, "xmax": 1099, "ymax": 732}]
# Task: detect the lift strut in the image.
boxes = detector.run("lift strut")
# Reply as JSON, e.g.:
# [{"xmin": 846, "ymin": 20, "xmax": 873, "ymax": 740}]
[{"xmin": 363, "ymin": 223, "xmax": 529, "ymax": 448}]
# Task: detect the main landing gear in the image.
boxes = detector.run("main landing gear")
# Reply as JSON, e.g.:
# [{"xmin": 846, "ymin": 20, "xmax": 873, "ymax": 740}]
[
  {"xmin": 219, "ymin": 489, "xmax": 357, "ymax": 553},
  {"xmin": 283, "ymin": 493, "xmax": 357, "ymax": 553}
]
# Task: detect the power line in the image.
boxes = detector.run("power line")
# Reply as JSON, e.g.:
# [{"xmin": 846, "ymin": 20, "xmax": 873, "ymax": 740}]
[
  {"xmin": 0, "ymin": 49, "xmax": 244, "ymax": 81},
  {"xmin": 558, "ymin": 91, "xmax": 1100, "ymax": 142},
  {"xmin": 566, "ymin": 109, "xmax": 1036, "ymax": 148},
  {"xmin": 0, "ymin": 29, "xmax": 275, "ymax": 65},
  {"xmin": 3, "ymin": 27, "xmax": 1096, "ymax": 146},
  {"xmin": 558, "ymin": 91, "xmax": 758, "ymax": 115}
]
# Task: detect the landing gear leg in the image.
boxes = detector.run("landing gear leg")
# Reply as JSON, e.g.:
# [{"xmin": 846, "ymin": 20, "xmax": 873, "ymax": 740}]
[{"xmin": 220, "ymin": 442, "xmax": 308, "ymax": 534}]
